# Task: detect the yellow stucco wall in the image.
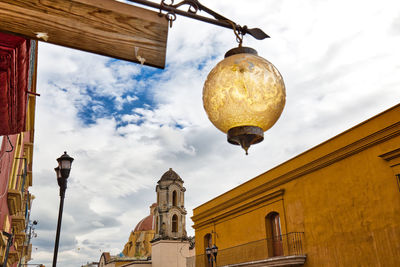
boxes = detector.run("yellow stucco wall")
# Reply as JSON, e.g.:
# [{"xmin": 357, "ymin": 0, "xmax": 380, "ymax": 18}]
[
  {"xmin": 192, "ymin": 103, "xmax": 400, "ymax": 266},
  {"xmin": 122, "ymin": 230, "xmax": 155, "ymax": 258}
]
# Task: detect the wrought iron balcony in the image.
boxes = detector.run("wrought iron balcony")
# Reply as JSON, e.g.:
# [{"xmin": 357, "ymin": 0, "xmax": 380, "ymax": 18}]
[{"xmin": 192, "ymin": 232, "xmax": 306, "ymax": 267}]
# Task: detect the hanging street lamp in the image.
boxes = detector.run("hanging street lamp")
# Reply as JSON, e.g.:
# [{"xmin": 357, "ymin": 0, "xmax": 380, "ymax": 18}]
[
  {"xmin": 205, "ymin": 246, "xmax": 213, "ymax": 267},
  {"xmin": 203, "ymin": 45, "xmax": 286, "ymax": 155},
  {"xmin": 205, "ymin": 244, "xmax": 218, "ymax": 267},
  {"xmin": 211, "ymin": 244, "xmax": 218, "ymax": 265},
  {"xmin": 128, "ymin": 0, "xmax": 286, "ymax": 154}
]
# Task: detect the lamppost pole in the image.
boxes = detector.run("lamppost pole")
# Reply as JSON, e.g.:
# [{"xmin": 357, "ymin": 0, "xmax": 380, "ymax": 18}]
[
  {"xmin": 52, "ymin": 180, "xmax": 66, "ymax": 267},
  {"xmin": 52, "ymin": 152, "xmax": 74, "ymax": 267}
]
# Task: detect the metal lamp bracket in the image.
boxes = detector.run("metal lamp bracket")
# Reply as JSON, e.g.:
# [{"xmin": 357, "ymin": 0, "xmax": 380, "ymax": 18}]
[{"xmin": 128, "ymin": 0, "xmax": 270, "ymax": 40}]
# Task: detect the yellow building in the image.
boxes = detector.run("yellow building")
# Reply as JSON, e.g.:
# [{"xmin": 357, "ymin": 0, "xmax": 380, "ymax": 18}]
[{"xmin": 192, "ymin": 103, "xmax": 400, "ymax": 267}]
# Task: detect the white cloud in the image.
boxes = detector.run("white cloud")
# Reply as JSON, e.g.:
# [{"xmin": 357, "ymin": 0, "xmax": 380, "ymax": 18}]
[{"xmin": 28, "ymin": 0, "xmax": 400, "ymax": 266}]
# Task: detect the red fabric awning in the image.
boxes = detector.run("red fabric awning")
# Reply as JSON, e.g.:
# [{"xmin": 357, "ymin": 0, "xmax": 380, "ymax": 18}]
[{"xmin": 0, "ymin": 32, "xmax": 30, "ymax": 135}]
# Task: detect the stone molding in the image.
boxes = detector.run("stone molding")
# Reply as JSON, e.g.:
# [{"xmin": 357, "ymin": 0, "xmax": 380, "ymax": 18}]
[
  {"xmin": 193, "ymin": 189, "xmax": 284, "ymax": 229},
  {"xmin": 379, "ymin": 147, "xmax": 400, "ymax": 162},
  {"xmin": 379, "ymin": 147, "xmax": 400, "ymax": 174},
  {"xmin": 14, "ymin": 232, "xmax": 26, "ymax": 247},
  {"xmin": 7, "ymin": 189, "xmax": 22, "ymax": 215},
  {"xmin": 11, "ymin": 215, "xmax": 26, "ymax": 233},
  {"xmin": 8, "ymin": 250, "xmax": 20, "ymax": 265}
]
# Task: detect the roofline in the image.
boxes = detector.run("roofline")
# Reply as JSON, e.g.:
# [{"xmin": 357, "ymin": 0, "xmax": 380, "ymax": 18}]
[{"xmin": 193, "ymin": 102, "xmax": 400, "ymax": 217}]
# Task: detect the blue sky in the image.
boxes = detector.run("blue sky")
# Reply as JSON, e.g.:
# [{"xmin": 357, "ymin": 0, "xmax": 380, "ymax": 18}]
[
  {"xmin": 27, "ymin": 0, "xmax": 400, "ymax": 266},
  {"xmin": 75, "ymin": 65, "xmax": 160, "ymax": 126}
]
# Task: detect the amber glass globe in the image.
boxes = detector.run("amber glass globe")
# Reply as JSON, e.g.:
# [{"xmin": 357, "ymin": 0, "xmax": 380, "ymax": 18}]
[{"xmin": 203, "ymin": 47, "xmax": 286, "ymax": 154}]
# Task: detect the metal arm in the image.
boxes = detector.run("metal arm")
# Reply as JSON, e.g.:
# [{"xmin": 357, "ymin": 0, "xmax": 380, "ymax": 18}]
[{"xmin": 127, "ymin": 0, "xmax": 269, "ymax": 40}]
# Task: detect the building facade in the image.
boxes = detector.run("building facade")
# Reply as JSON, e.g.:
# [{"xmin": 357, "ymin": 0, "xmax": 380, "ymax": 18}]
[
  {"xmin": 0, "ymin": 32, "xmax": 37, "ymax": 267},
  {"xmin": 0, "ymin": 32, "xmax": 38, "ymax": 267},
  {"xmin": 192, "ymin": 103, "xmax": 400, "ymax": 266}
]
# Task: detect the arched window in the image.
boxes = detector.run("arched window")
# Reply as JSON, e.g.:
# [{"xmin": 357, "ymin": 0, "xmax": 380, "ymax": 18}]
[
  {"xmin": 172, "ymin": 190, "xmax": 177, "ymax": 206},
  {"xmin": 156, "ymin": 216, "xmax": 159, "ymax": 234},
  {"xmin": 204, "ymin": 233, "xmax": 212, "ymax": 267},
  {"xmin": 172, "ymin": 214, "xmax": 178, "ymax": 233},
  {"xmin": 266, "ymin": 212, "xmax": 283, "ymax": 257}
]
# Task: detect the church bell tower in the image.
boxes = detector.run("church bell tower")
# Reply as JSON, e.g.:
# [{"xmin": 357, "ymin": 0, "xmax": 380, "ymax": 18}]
[{"xmin": 154, "ymin": 168, "xmax": 187, "ymax": 240}]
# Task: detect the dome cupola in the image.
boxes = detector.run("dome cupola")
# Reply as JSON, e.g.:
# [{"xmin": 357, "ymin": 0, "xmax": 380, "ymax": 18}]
[{"xmin": 158, "ymin": 168, "xmax": 183, "ymax": 183}]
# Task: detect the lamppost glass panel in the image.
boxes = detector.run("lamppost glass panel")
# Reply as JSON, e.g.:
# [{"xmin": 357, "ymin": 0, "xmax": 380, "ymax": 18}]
[
  {"xmin": 57, "ymin": 151, "xmax": 74, "ymax": 171},
  {"xmin": 59, "ymin": 159, "xmax": 71, "ymax": 169},
  {"xmin": 56, "ymin": 151, "xmax": 74, "ymax": 179}
]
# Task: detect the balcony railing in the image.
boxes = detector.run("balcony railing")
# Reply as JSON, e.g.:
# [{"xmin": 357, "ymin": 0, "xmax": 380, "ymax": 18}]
[
  {"xmin": 191, "ymin": 232, "xmax": 305, "ymax": 267},
  {"xmin": 266, "ymin": 232, "xmax": 304, "ymax": 257}
]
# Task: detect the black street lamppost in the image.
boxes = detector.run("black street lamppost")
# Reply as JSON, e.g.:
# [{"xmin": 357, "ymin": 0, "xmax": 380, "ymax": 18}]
[
  {"xmin": 206, "ymin": 244, "xmax": 218, "ymax": 267},
  {"xmin": 52, "ymin": 151, "xmax": 74, "ymax": 267}
]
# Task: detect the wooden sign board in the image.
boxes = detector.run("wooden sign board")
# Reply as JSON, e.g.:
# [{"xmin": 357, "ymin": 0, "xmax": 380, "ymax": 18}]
[{"xmin": 0, "ymin": 0, "xmax": 168, "ymax": 68}]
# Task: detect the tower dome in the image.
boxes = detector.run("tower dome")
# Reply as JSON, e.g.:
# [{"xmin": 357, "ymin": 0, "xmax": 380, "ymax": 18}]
[
  {"xmin": 158, "ymin": 168, "xmax": 183, "ymax": 183},
  {"xmin": 134, "ymin": 215, "xmax": 154, "ymax": 232}
]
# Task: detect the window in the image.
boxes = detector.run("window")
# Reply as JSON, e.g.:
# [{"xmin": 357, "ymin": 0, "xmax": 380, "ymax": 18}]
[
  {"xmin": 266, "ymin": 212, "xmax": 283, "ymax": 257},
  {"xmin": 172, "ymin": 190, "xmax": 177, "ymax": 206},
  {"xmin": 172, "ymin": 214, "xmax": 178, "ymax": 233}
]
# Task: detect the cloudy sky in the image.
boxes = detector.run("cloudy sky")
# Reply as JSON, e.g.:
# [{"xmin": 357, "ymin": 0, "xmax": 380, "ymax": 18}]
[{"xmin": 27, "ymin": 0, "xmax": 400, "ymax": 266}]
